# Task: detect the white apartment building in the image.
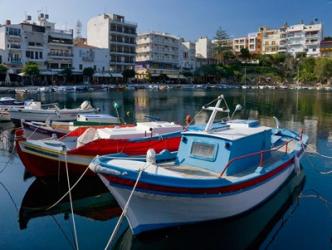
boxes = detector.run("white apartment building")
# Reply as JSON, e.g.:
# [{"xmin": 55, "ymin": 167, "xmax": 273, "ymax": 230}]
[
  {"xmin": 195, "ymin": 37, "xmax": 214, "ymax": 59},
  {"xmin": 179, "ymin": 41, "xmax": 196, "ymax": 71},
  {"xmin": 87, "ymin": 13, "xmax": 137, "ymax": 74},
  {"xmin": 72, "ymin": 43, "xmax": 109, "ymax": 73},
  {"xmin": 136, "ymin": 32, "xmax": 180, "ymax": 78},
  {"xmin": 287, "ymin": 23, "xmax": 322, "ymax": 57},
  {"xmin": 0, "ymin": 14, "xmax": 74, "ymax": 72},
  {"xmin": 0, "ymin": 22, "xmax": 23, "ymax": 70},
  {"xmin": 232, "ymin": 36, "xmax": 247, "ymax": 53}
]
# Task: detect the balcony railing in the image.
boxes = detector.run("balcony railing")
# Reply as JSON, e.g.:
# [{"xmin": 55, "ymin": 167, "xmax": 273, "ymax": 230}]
[{"xmin": 48, "ymin": 52, "xmax": 73, "ymax": 57}]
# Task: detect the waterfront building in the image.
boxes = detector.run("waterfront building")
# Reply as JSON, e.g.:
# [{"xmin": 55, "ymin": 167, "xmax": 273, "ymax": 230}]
[
  {"xmin": 135, "ymin": 32, "xmax": 181, "ymax": 79},
  {"xmin": 232, "ymin": 36, "xmax": 248, "ymax": 54},
  {"xmin": 179, "ymin": 40, "xmax": 196, "ymax": 72},
  {"xmin": 0, "ymin": 14, "xmax": 74, "ymax": 73},
  {"xmin": 87, "ymin": 13, "xmax": 137, "ymax": 74},
  {"xmin": 286, "ymin": 23, "xmax": 322, "ymax": 57},
  {"xmin": 0, "ymin": 49, "xmax": 4, "ymax": 64},
  {"xmin": 320, "ymin": 38, "xmax": 332, "ymax": 58},
  {"xmin": 247, "ymin": 32, "xmax": 262, "ymax": 54},
  {"xmin": 41, "ymin": 14, "xmax": 74, "ymax": 71},
  {"xmin": 0, "ymin": 21, "xmax": 25, "ymax": 71},
  {"xmin": 196, "ymin": 37, "xmax": 214, "ymax": 59},
  {"xmin": 261, "ymin": 27, "xmax": 281, "ymax": 54},
  {"xmin": 72, "ymin": 39, "xmax": 109, "ymax": 74}
]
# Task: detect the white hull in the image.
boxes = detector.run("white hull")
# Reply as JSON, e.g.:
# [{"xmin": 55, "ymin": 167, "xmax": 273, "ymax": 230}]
[
  {"xmin": 9, "ymin": 109, "xmax": 96, "ymax": 122},
  {"xmin": 100, "ymin": 163, "xmax": 295, "ymax": 234}
]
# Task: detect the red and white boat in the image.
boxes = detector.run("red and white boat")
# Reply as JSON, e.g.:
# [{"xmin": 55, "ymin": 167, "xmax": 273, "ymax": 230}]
[{"xmin": 16, "ymin": 121, "xmax": 183, "ymax": 177}]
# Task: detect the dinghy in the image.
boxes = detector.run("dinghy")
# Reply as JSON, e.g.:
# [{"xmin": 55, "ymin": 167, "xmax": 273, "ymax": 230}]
[
  {"xmin": 89, "ymin": 95, "xmax": 308, "ymax": 235},
  {"xmin": 16, "ymin": 121, "xmax": 183, "ymax": 177}
]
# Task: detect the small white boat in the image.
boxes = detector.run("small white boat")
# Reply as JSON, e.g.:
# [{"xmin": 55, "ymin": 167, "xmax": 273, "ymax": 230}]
[
  {"xmin": 9, "ymin": 100, "xmax": 98, "ymax": 122},
  {"xmin": 76, "ymin": 114, "xmax": 120, "ymax": 125},
  {"xmin": 89, "ymin": 95, "xmax": 308, "ymax": 235}
]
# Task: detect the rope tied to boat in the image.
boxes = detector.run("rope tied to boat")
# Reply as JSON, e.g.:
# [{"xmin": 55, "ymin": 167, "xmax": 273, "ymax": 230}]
[
  {"xmin": 104, "ymin": 165, "xmax": 146, "ymax": 250},
  {"xmin": 63, "ymin": 146, "xmax": 80, "ymax": 250}
]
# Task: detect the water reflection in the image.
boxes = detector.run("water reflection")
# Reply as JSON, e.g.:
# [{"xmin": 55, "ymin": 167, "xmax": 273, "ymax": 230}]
[
  {"xmin": 114, "ymin": 170, "xmax": 305, "ymax": 250},
  {"xmin": 1, "ymin": 89, "xmax": 332, "ymax": 249},
  {"xmin": 19, "ymin": 176, "xmax": 121, "ymax": 230}
]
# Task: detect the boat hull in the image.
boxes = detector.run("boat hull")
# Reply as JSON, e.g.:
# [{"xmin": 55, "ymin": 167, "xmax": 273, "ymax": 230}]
[
  {"xmin": 16, "ymin": 135, "xmax": 181, "ymax": 177},
  {"xmin": 99, "ymin": 158, "xmax": 298, "ymax": 235},
  {"xmin": 10, "ymin": 109, "xmax": 97, "ymax": 122}
]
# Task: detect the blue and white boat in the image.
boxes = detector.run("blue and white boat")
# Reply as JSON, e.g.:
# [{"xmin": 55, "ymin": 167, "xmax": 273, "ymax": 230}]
[{"xmin": 89, "ymin": 95, "xmax": 308, "ymax": 235}]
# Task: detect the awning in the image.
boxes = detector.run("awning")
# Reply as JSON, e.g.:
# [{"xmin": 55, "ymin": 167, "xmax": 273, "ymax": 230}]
[
  {"xmin": 40, "ymin": 71, "xmax": 55, "ymax": 76},
  {"xmin": 94, "ymin": 72, "xmax": 111, "ymax": 77},
  {"xmin": 111, "ymin": 73, "xmax": 123, "ymax": 78},
  {"xmin": 167, "ymin": 75, "xmax": 186, "ymax": 79},
  {"xmin": 18, "ymin": 72, "xmax": 25, "ymax": 76}
]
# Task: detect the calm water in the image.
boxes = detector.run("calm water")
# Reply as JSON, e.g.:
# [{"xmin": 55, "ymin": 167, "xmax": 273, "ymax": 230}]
[{"xmin": 1, "ymin": 88, "xmax": 332, "ymax": 249}]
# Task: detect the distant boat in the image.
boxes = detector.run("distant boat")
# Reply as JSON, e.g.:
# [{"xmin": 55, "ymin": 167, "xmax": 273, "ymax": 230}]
[
  {"xmin": 0, "ymin": 97, "xmax": 26, "ymax": 109},
  {"xmin": 8, "ymin": 100, "xmax": 98, "ymax": 122},
  {"xmin": 89, "ymin": 95, "xmax": 308, "ymax": 235}
]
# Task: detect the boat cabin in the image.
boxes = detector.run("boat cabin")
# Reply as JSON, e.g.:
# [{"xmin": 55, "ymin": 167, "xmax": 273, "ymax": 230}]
[{"xmin": 177, "ymin": 120, "xmax": 272, "ymax": 176}]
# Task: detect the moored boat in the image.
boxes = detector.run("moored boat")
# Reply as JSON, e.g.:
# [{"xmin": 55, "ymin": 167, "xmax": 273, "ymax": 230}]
[
  {"xmin": 89, "ymin": 95, "xmax": 308, "ymax": 235},
  {"xmin": 22, "ymin": 114, "xmax": 121, "ymax": 139},
  {"xmin": 9, "ymin": 100, "xmax": 98, "ymax": 122},
  {"xmin": 16, "ymin": 121, "xmax": 183, "ymax": 177}
]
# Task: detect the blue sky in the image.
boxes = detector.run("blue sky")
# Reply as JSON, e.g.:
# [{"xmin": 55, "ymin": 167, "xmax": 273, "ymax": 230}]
[{"xmin": 0, "ymin": 0, "xmax": 331, "ymax": 40}]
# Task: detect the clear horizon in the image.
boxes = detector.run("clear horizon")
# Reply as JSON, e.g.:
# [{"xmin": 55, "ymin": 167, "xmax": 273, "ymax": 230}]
[{"xmin": 0, "ymin": 0, "xmax": 331, "ymax": 41}]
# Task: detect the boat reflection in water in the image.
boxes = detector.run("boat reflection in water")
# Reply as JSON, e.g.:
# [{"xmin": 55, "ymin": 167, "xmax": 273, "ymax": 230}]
[
  {"xmin": 19, "ymin": 176, "xmax": 121, "ymax": 229},
  {"xmin": 114, "ymin": 168, "xmax": 305, "ymax": 250}
]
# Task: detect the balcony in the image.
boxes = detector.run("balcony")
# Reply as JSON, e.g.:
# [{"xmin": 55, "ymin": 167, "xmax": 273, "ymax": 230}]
[{"xmin": 48, "ymin": 52, "xmax": 73, "ymax": 58}]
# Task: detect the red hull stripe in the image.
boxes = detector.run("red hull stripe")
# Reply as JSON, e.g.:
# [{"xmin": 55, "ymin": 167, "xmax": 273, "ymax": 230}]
[{"xmin": 102, "ymin": 157, "xmax": 296, "ymax": 195}]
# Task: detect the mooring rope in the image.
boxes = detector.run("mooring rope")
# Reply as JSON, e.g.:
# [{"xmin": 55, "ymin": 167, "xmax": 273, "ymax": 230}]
[
  {"xmin": 63, "ymin": 148, "xmax": 79, "ymax": 250},
  {"xmin": 51, "ymin": 215, "xmax": 76, "ymax": 250},
  {"xmin": 104, "ymin": 167, "xmax": 145, "ymax": 250},
  {"xmin": 46, "ymin": 164, "xmax": 90, "ymax": 211},
  {"xmin": 0, "ymin": 182, "xmax": 18, "ymax": 212}
]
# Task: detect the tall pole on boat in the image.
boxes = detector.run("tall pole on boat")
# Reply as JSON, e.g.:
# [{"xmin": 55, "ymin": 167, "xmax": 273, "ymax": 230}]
[{"xmin": 204, "ymin": 95, "xmax": 223, "ymax": 132}]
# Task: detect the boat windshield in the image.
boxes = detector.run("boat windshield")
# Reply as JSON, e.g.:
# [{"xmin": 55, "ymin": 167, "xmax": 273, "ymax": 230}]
[{"xmin": 190, "ymin": 141, "xmax": 217, "ymax": 161}]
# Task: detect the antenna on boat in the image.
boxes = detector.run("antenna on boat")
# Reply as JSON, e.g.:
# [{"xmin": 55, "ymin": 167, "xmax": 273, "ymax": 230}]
[
  {"xmin": 273, "ymin": 116, "xmax": 280, "ymax": 129},
  {"xmin": 231, "ymin": 104, "xmax": 242, "ymax": 120},
  {"xmin": 203, "ymin": 95, "xmax": 230, "ymax": 132}
]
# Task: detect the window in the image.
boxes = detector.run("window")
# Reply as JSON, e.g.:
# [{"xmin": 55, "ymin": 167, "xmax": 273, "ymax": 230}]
[
  {"xmin": 190, "ymin": 141, "xmax": 218, "ymax": 161},
  {"xmin": 79, "ymin": 64, "xmax": 83, "ymax": 70},
  {"xmin": 39, "ymin": 52, "xmax": 43, "ymax": 59}
]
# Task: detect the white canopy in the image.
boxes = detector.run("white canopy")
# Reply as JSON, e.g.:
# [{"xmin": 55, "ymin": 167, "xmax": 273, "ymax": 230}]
[{"xmin": 111, "ymin": 73, "xmax": 123, "ymax": 78}]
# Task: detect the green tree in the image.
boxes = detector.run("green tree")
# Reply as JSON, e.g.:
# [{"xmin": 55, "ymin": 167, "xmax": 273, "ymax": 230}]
[
  {"xmin": 298, "ymin": 58, "xmax": 316, "ymax": 84},
  {"xmin": 23, "ymin": 62, "xmax": 40, "ymax": 85},
  {"xmin": 0, "ymin": 64, "xmax": 8, "ymax": 74},
  {"xmin": 214, "ymin": 27, "xmax": 231, "ymax": 64},
  {"xmin": 61, "ymin": 68, "xmax": 72, "ymax": 83},
  {"xmin": 145, "ymin": 71, "xmax": 152, "ymax": 82},
  {"xmin": 314, "ymin": 58, "xmax": 332, "ymax": 83},
  {"xmin": 83, "ymin": 67, "xmax": 94, "ymax": 83},
  {"xmin": 158, "ymin": 73, "xmax": 169, "ymax": 82},
  {"xmin": 122, "ymin": 69, "xmax": 136, "ymax": 82},
  {"xmin": 240, "ymin": 48, "xmax": 251, "ymax": 61}
]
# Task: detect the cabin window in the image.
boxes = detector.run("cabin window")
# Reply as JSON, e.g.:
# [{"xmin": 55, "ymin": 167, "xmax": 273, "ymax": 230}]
[{"xmin": 190, "ymin": 141, "xmax": 217, "ymax": 161}]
